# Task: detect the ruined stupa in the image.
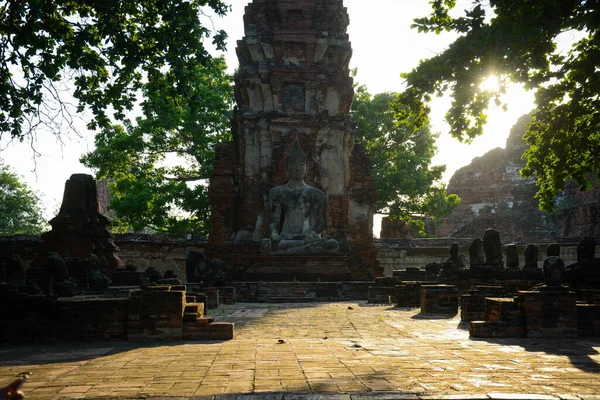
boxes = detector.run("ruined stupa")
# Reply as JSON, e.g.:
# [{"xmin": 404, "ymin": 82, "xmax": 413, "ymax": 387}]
[
  {"xmin": 41, "ymin": 174, "xmax": 122, "ymax": 276},
  {"xmin": 208, "ymin": 0, "xmax": 381, "ymax": 281}
]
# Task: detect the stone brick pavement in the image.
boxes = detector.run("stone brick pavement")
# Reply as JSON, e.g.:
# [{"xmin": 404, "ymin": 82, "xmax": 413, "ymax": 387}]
[{"xmin": 1, "ymin": 301, "xmax": 599, "ymax": 399}]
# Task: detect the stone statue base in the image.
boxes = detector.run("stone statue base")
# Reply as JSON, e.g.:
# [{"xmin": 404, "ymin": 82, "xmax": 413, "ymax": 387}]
[{"xmin": 235, "ymin": 254, "xmax": 353, "ymax": 282}]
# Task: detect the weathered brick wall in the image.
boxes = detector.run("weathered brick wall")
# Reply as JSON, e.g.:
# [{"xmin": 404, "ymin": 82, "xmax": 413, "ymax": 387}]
[
  {"xmin": 114, "ymin": 235, "xmax": 206, "ymax": 280},
  {"xmin": 127, "ymin": 287, "xmax": 186, "ymax": 341},
  {"xmin": 0, "ymin": 293, "xmax": 128, "ymax": 343},
  {"xmin": 55, "ymin": 298, "xmax": 129, "ymax": 341}
]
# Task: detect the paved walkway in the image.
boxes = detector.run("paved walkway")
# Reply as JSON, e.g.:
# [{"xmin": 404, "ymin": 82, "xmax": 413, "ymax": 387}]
[{"xmin": 1, "ymin": 301, "xmax": 599, "ymax": 399}]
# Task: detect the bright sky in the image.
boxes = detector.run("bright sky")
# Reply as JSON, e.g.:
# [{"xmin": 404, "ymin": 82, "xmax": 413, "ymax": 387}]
[{"xmin": 0, "ymin": 0, "xmax": 536, "ymax": 221}]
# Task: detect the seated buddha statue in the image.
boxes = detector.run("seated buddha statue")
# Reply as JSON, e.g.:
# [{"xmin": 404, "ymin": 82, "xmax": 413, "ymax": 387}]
[{"xmin": 262, "ymin": 138, "xmax": 339, "ymax": 255}]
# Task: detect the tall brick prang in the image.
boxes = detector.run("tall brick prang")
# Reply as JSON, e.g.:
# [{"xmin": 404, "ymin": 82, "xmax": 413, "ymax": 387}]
[{"xmin": 208, "ymin": 0, "xmax": 381, "ymax": 281}]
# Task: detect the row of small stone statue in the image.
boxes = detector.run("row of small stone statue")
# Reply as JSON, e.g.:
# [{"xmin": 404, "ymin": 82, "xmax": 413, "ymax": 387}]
[
  {"xmin": 2, "ymin": 251, "xmax": 188, "ymax": 297},
  {"xmin": 438, "ymin": 229, "xmax": 599, "ymax": 285},
  {"xmin": 2, "ymin": 251, "xmax": 108, "ymax": 296}
]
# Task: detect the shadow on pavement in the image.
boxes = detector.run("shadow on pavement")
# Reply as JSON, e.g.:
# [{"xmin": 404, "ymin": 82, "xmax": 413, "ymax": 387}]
[{"xmin": 470, "ymin": 336, "xmax": 600, "ymax": 373}]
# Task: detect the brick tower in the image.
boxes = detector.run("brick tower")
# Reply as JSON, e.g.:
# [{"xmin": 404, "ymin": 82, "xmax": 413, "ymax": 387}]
[{"xmin": 208, "ymin": 0, "xmax": 381, "ymax": 280}]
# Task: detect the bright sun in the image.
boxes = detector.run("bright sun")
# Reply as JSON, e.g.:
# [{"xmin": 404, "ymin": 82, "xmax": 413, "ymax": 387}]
[{"xmin": 480, "ymin": 75, "xmax": 500, "ymax": 92}]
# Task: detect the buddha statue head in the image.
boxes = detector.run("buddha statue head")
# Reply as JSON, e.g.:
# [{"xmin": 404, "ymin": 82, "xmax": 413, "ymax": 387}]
[{"xmin": 285, "ymin": 138, "xmax": 308, "ymax": 181}]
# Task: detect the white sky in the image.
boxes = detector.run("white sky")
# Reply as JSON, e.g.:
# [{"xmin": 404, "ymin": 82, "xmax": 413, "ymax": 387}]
[{"xmin": 0, "ymin": 0, "xmax": 535, "ymax": 221}]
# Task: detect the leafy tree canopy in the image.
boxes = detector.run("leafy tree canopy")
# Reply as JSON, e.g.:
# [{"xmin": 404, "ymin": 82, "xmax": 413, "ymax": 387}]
[
  {"xmin": 81, "ymin": 57, "xmax": 233, "ymax": 235},
  {"xmin": 395, "ymin": 0, "xmax": 600, "ymax": 212},
  {"xmin": 0, "ymin": 0, "xmax": 229, "ymax": 141},
  {"xmin": 351, "ymin": 84, "xmax": 460, "ymax": 236},
  {"xmin": 0, "ymin": 162, "xmax": 47, "ymax": 235}
]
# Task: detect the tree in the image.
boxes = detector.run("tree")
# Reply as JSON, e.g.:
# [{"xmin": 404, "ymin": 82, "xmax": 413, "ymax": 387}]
[
  {"xmin": 81, "ymin": 57, "xmax": 233, "ymax": 235},
  {"xmin": 0, "ymin": 0, "xmax": 229, "ymax": 141},
  {"xmin": 0, "ymin": 162, "xmax": 47, "ymax": 235},
  {"xmin": 395, "ymin": 0, "xmax": 600, "ymax": 212},
  {"xmin": 351, "ymin": 85, "xmax": 460, "ymax": 235}
]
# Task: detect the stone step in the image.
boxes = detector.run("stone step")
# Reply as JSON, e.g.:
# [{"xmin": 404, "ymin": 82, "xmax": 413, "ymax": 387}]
[
  {"xmin": 186, "ymin": 295, "xmax": 197, "ymax": 303},
  {"xmin": 470, "ymin": 320, "xmax": 525, "ymax": 338},
  {"xmin": 183, "ymin": 321, "xmax": 234, "ymax": 340},
  {"xmin": 183, "ymin": 312, "xmax": 199, "ymax": 323},
  {"xmin": 184, "ymin": 302, "xmax": 205, "ymax": 317}
]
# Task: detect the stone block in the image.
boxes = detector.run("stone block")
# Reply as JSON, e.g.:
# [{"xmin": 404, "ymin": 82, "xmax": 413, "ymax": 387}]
[
  {"xmin": 183, "ymin": 321, "xmax": 234, "ymax": 340},
  {"xmin": 374, "ymin": 276, "xmax": 398, "ymax": 286},
  {"xmin": 577, "ymin": 304, "xmax": 600, "ymax": 337},
  {"xmin": 484, "ymin": 297, "xmax": 518, "ymax": 322},
  {"xmin": 395, "ymin": 282, "xmax": 423, "ymax": 308},
  {"xmin": 367, "ymin": 286, "xmax": 395, "ymax": 304},
  {"xmin": 127, "ymin": 288, "xmax": 185, "ymax": 341},
  {"xmin": 420, "ymin": 285, "xmax": 458, "ymax": 315},
  {"xmin": 460, "ymin": 293, "xmax": 486, "ymax": 322},
  {"xmin": 518, "ymin": 289, "xmax": 578, "ymax": 338},
  {"xmin": 56, "ymin": 298, "xmax": 129, "ymax": 341},
  {"xmin": 392, "ymin": 268, "xmax": 427, "ymax": 281}
]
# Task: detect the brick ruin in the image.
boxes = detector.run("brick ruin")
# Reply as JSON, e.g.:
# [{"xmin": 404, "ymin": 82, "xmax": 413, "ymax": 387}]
[
  {"xmin": 1, "ymin": 0, "xmax": 599, "ymax": 347},
  {"xmin": 0, "ymin": 174, "xmax": 234, "ymax": 343},
  {"xmin": 208, "ymin": 0, "xmax": 381, "ymax": 281},
  {"xmin": 40, "ymin": 174, "xmax": 122, "ymax": 276}
]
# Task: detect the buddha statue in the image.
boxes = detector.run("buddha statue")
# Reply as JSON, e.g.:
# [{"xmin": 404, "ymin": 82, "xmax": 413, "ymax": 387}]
[{"xmin": 262, "ymin": 138, "xmax": 339, "ymax": 255}]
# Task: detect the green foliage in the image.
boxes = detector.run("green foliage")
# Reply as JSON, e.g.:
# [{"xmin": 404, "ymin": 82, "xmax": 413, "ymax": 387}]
[
  {"xmin": 0, "ymin": 162, "xmax": 47, "ymax": 235},
  {"xmin": 0, "ymin": 0, "xmax": 229, "ymax": 140},
  {"xmin": 81, "ymin": 57, "xmax": 233, "ymax": 235},
  {"xmin": 396, "ymin": 0, "xmax": 600, "ymax": 212},
  {"xmin": 351, "ymin": 85, "xmax": 460, "ymax": 235}
]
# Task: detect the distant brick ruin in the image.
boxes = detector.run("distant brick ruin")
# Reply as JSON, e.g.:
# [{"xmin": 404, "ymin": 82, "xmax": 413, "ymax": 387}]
[
  {"xmin": 437, "ymin": 114, "xmax": 600, "ymax": 240},
  {"xmin": 208, "ymin": 0, "xmax": 381, "ymax": 280}
]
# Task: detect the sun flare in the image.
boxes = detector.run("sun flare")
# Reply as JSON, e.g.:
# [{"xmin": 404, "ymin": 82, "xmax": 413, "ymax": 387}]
[{"xmin": 480, "ymin": 75, "xmax": 500, "ymax": 92}]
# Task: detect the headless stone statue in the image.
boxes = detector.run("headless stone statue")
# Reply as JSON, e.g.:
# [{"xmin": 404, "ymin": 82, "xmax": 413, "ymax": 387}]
[
  {"xmin": 6, "ymin": 253, "xmax": 26, "ymax": 286},
  {"xmin": 523, "ymin": 244, "xmax": 539, "ymax": 269},
  {"xmin": 441, "ymin": 242, "xmax": 465, "ymax": 279},
  {"xmin": 468, "ymin": 238, "xmax": 486, "ymax": 268},
  {"xmin": 263, "ymin": 138, "xmax": 339, "ymax": 255},
  {"xmin": 565, "ymin": 237, "xmax": 600, "ymax": 289},
  {"xmin": 543, "ymin": 256, "xmax": 565, "ymax": 287},
  {"xmin": 47, "ymin": 252, "xmax": 77, "ymax": 297},
  {"xmin": 482, "ymin": 228, "xmax": 503, "ymax": 267},
  {"xmin": 185, "ymin": 250, "xmax": 205, "ymax": 283},
  {"xmin": 506, "ymin": 244, "xmax": 520, "ymax": 270},
  {"xmin": 88, "ymin": 254, "xmax": 111, "ymax": 289},
  {"xmin": 576, "ymin": 236, "xmax": 596, "ymax": 266},
  {"xmin": 546, "ymin": 243, "xmax": 560, "ymax": 257}
]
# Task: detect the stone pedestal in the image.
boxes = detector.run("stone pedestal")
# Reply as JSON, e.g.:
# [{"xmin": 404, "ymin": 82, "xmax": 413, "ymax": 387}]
[
  {"xmin": 368, "ymin": 285, "xmax": 396, "ymax": 304},
  {"xmin": 420, "ymin": 284, "xmax": 458, "ymax": 314},
  {"xmin": 460, "ymin": 285, "xmax": 506, "ymax": 322},
  {"xmin": 127, "ymin": 286, "xmax": 185, "ymax": 341},
  {"xmin": 393, "ymin": 268, "xmax": 426, "ymax": 281},
  {"xmin": 469, "ymin": 297, "xmax": 525, "ymax": 338},
  {"xmin": 518, "ymin": 288, "xmax": 578, "ymax": 338},
  {"xmin": 395, "ymin": 281, "xmax": 431, "ymax": 308}
]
